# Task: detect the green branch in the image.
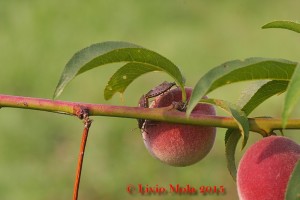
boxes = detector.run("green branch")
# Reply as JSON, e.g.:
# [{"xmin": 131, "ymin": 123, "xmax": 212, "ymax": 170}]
[{"xmin": 0, "ymin": 94, "xmax": 300, "ymax": 134}]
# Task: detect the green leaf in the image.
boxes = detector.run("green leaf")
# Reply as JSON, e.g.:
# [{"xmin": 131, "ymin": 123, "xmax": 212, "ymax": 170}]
[
  {"xmin": 225, "ymin": 129, "xmax": 241, "ymax": 181},
  {"xmin": 262, "ymin": 20, "xmax": 300, "ymax": 34},
  {"xmin": 240, "ymin": 80, "xmax": 289, "ymax": 115},
  {"xmin": 104, "ymin": 63, "xmax": 155, "ymax": 100},
  {"xmin": 187, "ymin": 57, "xmax": 297, "ymax": 116},
  {"xmin": 285, "ymin": 160, "xmax": 300, "ymax": 200},
  {"xmin": 201, "ymin": 98, "xmax": 249, "ymax": 149},
  {"xmin": 225, "ymin": 80, "xmax": 289, "ymax": 181},
  {"xmin": 236, "ymin": 80, "xmax": 269, "ymax": 108},
  {"xmin": 53, "ymin": 41, "xmax": 186, "ymax": 99},
  {"xmin": 283, "ymin": 64, "xmax": 300, "ymax": 127}
]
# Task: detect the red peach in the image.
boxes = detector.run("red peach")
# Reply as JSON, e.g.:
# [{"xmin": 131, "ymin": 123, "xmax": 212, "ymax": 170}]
[
  {"xmin": 142, "ymin": 87, "xmax": 216, "ymax": 167},
  {"xmin": 237, "ymin": 136, "xmax": 300, "ymax": 200}
]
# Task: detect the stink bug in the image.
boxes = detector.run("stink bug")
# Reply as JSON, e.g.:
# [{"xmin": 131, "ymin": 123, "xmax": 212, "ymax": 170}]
[
  {"xmin": 137, "ymin": 81, "xmax": 176, "ymax": 129},
  {"xmin": 145, "ymin": 81, "xmax": 176, "ymax": 99}
]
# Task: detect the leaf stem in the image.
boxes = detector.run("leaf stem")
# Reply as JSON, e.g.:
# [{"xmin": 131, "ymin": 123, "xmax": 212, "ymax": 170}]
[{"xmin": 0, "ymin": 94, "xmax": 300, "ymax": 133}]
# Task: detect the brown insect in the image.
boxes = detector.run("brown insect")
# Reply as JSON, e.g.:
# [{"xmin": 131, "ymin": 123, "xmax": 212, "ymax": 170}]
[
  {"xmin": 137, "ymin": 81, "xmax": 176, "ymax": 129},
  {"xmin": 144, "ymin": 81, "xmax": 176, "ymax": 98}
]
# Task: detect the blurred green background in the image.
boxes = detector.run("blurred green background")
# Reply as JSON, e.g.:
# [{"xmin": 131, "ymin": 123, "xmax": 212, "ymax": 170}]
[{"xmin": 0, "ymin": 1, "xmax": 300, "ymax": 199}]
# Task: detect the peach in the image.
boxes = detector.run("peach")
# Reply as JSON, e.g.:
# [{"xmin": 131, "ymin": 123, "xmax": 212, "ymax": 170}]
[
  {"xmin": 237, "ymin": 136, "xmax": 300, "ymax": 200},
  {"xmin": 142, "ymin": 87, "xmax": 216, "ymax": 167}
]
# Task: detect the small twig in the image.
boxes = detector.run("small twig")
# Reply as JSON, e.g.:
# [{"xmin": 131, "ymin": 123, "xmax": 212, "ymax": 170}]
[{"xmin": 73, "ymin": 108, "xmax": 93, "ymax": 200}]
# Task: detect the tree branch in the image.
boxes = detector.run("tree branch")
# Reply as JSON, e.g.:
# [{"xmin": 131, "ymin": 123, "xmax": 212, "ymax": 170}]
[{"xmin": 0, "ymin": 94, "xmax": 299, "ymax": 134}]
